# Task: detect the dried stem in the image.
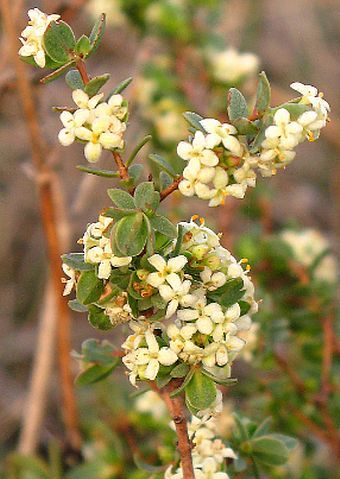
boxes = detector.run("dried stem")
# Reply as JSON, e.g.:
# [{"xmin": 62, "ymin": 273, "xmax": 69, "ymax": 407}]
[
  {"xmin": 152, "ymin": 381, "xmax": 195, "ymax": 479},
  {"xmin": 2, "ymin": 0, "xmax": 81, "ymax": 450},
  {"xmin": 18, "ymin": 281, "xmax": 57, "ymax": 454}
]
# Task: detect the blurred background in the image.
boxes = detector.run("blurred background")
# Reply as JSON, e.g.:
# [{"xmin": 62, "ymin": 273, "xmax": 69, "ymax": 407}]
[{"xmin": 0, "ymin": 0, "xmax": 339, "ymax": 477}]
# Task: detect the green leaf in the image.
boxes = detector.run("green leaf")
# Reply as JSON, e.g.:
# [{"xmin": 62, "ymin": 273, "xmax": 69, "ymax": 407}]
[
  {"xmin": 228, "ymin": 88, "xmax": 249, "ymax": 122},
  {"xmin": 150, "ymin": 214, "xmax": 176, "ymax": 239},
  {"xmin": 170, "ymin": 368, "xmax": 195, "ymax": 396},
  {"xmin": 81, "ymin": 338, "xmax": 116, "ymax": 364},
  {"xmin": 43, "ymin": 20, "xmax": 76, "ymax": 64},
  {"xmin": 255, "ymin": 71, "xmax": 271, "ymax": 114},
  {"xmin": 107, "ymin": 188, "xmax": 135, "ymax": 209},
  {"xmin": 40, "ymin": 60, "xmax": 74, "ymax": 84},
  {"xmin": 252, "ymin": 417, "xmax": 272, "ymax": 438},
  {"xmin": 173, "ymin": 224, "xmax": 184, "ymax": 256},
  {"xmin": 239, "ymin": 300, "xmax": 251, "ymax": 316},
  {"xmin": 65, "ymin": 69, "xmax": 84, "ymax": 90},
  {"xmin": 233, "ymin": 117, "xmax": 259, "ymax": 136},
  {"xmin": 183, "ymin": 111, "xmax": 205, "ymax": 132},
  {"xmin": 133, "ymin": 454, "xmax": 167, "ymax": 474},
  {"xmin": 202, "ymin": 366, "xmax": 236, "ymax": 386},
  {"xmin": 233, "ymin": 413, "xmax": 250, "ymax": 441},
  {"xmin": 207, "ymin": 278, "xmax": 244, "ymax": 307},
  {"xmin": 127, "ymin": 135, "xmax": 152, "ymax": 167},
  {"xmin": 88, "ymin": 305, "xmax": 113, "ymax": 330},
  {"xmin": 107, "ymin": 77, "xmax": 133, "ymax": 97},
  {"xmin": 68, "ymin": 299, "xmax": 88, "ymax": 313},
  {"xmin": 76, "ymin": 270, "xmax": 104, "ymax": 305},
  {"xmin": 185, "ymin": 370, "xmax": 217, "ymax": 411},
  {"xmin": 170, "ymin": 363, "xmax": 190, "ymax": 378},
  {"xmin": 134, "ymin": 182, "xmax": 159, "ymax": 211},
  {"xmin": 75, "ymin": 362, "xmax": 117, "ymax": 386},
  {"xmin": 250, "ymin": 436, "xmax": 289, "ymax": 466},
  {"xmin": 270, "ymin": 434, "xmax": 298, "ymax": 451},
  {"xmin": 149, "ymin": 153, "xmax": 176, "ymax": 177},
  {"xmin": 75, "ymin": 34, "xmax": 91, "ymax": 56},
  {"xmin": 103, "ymin": 207, "xmax": 136, "ymax": 221},
  {"xmin": 270, "ymin": 102, "xmax": 310, "ymax": 119},
  {"xmin": 61, "ymin": 252, "xmax": 94, "ymax": 271},
  {"xmin": 159, "ymin": 171, "xmax": 172, "ymax": 190},
  {"xmin": 128, "ymin": 164, "xmax": 144, "ymax": 184},
  {"xmin": 144, "ymin": 215, "xmax": 155, "ymax": 256},
  {"xmin": 77, "ymin": 165, "xmax": 119, "ymax": 178},
  {"xmin": 84, "ymin": 73, "xmax": 111, "ymax": 97},
  {"xmin": 89, "ymin": 13, "xmax": 106, "ymax": 55},
  {"xmin": 113, "ymin": 212, "xmax": 148, "ymax": 256}
]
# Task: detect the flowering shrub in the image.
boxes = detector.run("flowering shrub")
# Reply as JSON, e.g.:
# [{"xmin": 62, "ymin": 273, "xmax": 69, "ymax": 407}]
[{"xmin": 14, "ymin": 6, "xmax": 335, "ymax": 479}]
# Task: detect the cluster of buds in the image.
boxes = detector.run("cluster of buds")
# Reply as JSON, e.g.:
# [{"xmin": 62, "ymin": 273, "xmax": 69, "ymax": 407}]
[
  {"xmin": 58, "ymin": 90, "xmax": 128, "ymax": 163},
  {"xmin": 177, "ymin": 82, "xmax": 330, "ymax": 206}
]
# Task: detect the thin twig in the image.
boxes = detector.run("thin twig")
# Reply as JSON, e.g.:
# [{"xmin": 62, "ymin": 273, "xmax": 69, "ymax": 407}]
[
  {"xmin": 2, "ymin": 0, "xmax": 81, "ymax": 451},
  {"xmin": 160, "ymin": 176, "xmax": 183, "ymax": 201}
]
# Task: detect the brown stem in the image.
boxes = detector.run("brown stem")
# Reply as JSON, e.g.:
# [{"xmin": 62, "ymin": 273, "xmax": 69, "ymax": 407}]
[
  {"xmin": 2, "ymin": 0, "xmax": 81, "ymax": 450},
  {"xmin": 152, "ymin": 381, "xmax": 195, "ymax": 479},
  {"xmin": 75, "ymin": 58, "xmax": 90, "ymax": 85},
  {"xmin": 160, "ymin": 176, "xmax": 183, "ymax": 201},
  {"xmin": 112, "ymin": 151, "xmax": 130, "ymax": 181},
  {"xmin": 321, "ymin": 314, "xmax": 334, "ymax": 397}
]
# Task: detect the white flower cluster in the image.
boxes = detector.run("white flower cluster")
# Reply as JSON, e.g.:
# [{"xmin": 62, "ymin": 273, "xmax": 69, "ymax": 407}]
[
  {"xmin": 177, "ymin": 82, "xmax": 329, "ymax": 205},
  {"xmin": 19, "ymin": 8, "xmax": 60, "ymax": 68},
  {"xmin": 207, "ymin": 47, "xmax": 259, "ymax": 84},
  {"xmin": 280, "ymin": 229, "xmax": 337, "ymax": 283},
  {"xmin": 58, "ymin": 89, "xmax": 128, "ymax": 162},
  {"xmin": 81, "ymin": 214, "xmax": 132, "ymax": 279},
  {"xmin": 122, "ymin": 218, "xmax": 257, "ymax": 385},
  {"xmin": 166, "ymin": 414, "xmax": 236, "ymax": 479},
  {"xmin": 178, "ymin": 123, "xmax": 254, "ymax": 205}
]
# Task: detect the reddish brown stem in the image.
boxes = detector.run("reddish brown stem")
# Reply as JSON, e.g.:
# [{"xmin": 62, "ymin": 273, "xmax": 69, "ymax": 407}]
[
  {"xmin": 2, "ymin": 0, "xmax": 81, "ymax": 450},
  {"xmin": 152, "ymin": 381, "xmax": 195, "ymax": 479},
  {"xmin": 160, "ymin": 176, "xmax": 183, "ymax": 201},
  {"xmin": 76, "ymin": 58, "xmax": 90, "ymax": 84},
  {"xmin": 112, "ymin": 151, "xmax": 130, "ymax": 181},
  {"xmin": 321, "ymin": 314, "xmax": 334, "ymax": 397}
]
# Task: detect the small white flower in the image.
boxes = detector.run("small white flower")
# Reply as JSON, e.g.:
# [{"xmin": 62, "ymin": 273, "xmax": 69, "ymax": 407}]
[
  {"xmin": 76, "ymin": 116, "xmax": 124, "ymax": 163},
  {"xmin": 178, "ymin": 296, "xmax": 224, "ymax": 335},
  {"xmin": 95, "ymin": 94, "xmax": 128, "ymax": 120},
  {"xmin": 179, "ymin": 158, "xmax": 215, "ymax": 198},
  {"xmin": 159, "ymin": 276, "xmax": 195, "ymax": 318},
  {"xmin": 58, "ymin": 110, "xmax": 90, "ymax": 146},
  {"xmin": 146, "ymin": 254, "xmax": 187, "ymax": 288},
  {"xmin": 72, "ymin": 89, "xmax": 104, "ymax": 111},
  {"xmin": 200, "ymin": 267, "xmax": 227, "ymax": 291},
  {"xmin": 208, "ymin": 167, "xmax": 229, "ymax": 207},
  {"xmin": 177, "ymin": 131, "xmax": 219, "ymax": 166},
  {"xmin": 19, "ymin": 8, "xmax": 60, "ymax": 68},
  {"xmin": 123, "ymin": 330, "xmax": 177, "ymax": 383},
  {"xmin": 61, "ymin": 264, "xmax": 76, "ymax": 296},
  {"xmin": 200, "ymin": 118, "xmax": 242, "ymax": 156}
]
